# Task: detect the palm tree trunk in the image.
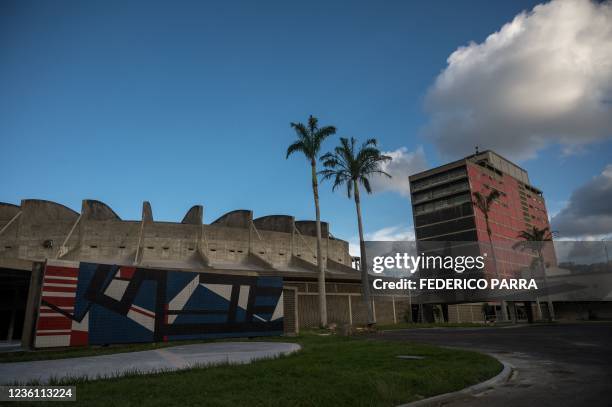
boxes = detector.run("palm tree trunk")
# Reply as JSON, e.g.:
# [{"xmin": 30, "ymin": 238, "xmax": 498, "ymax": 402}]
[
  {"xmin": 486, "ymin": 220, "xmax": 509, "ymax": 322},
  {"xmin": 531, "ymin": 258, "xmax": 543, "ymax": 320},
  {"xmin": 538, "ymin": 249, "xmax": 554, "ymax": 322},
  {"xmin": 311, "ymin": 160, "xmax": 327, "ymax": 328},
  {"xmin": 353, "ymin": 180, "xmax": 374, "ymax": 325}
]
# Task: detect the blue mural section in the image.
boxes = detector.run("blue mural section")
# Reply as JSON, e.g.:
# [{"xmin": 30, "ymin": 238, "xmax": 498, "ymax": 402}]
[
  {"xmin": 89, "ymin": 303, "xmax": 154, "ymax": 344},
  {"xmin": 68, "ymin": 263, "xmax": 284, "ymax": 345}
]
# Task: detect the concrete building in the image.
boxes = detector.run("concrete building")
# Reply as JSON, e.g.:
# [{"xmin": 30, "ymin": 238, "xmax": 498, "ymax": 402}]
[
  {"xmin": 0, "ymin": 199, "xmax": 407, "ymax": 348},
  {"xmin": 410, "ymin": 150, "xmax": 551, "ymax": 248},
  {"xmin": 408, "ymin": 150, "xmax": 611, "ymax": 322}
]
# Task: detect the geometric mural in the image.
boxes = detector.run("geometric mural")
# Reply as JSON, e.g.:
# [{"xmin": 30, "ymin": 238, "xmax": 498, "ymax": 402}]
[{"xmin": 35, "ymin": 262, "xmax": 284, "ymax": 348}]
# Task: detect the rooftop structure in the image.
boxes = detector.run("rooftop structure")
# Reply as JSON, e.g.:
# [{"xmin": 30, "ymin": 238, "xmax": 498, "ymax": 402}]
[{"xmin": 0, "ymin": 199, "xmax": 357, "ymax": 280}]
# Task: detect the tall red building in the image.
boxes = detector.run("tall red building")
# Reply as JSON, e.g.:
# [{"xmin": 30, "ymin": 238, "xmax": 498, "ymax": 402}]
[{"xmin": 409, "ymin": 150, "xmax": 552, "ymax": 279}]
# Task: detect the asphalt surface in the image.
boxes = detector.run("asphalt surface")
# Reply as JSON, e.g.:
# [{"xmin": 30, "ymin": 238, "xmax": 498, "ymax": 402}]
[
  {"xmin": 378, "ymin": 323, "xmax": 612, "ymax": 407},
  {"xmin": 0, "ymin": 341, "xmax": 301, "ymax": 384}
]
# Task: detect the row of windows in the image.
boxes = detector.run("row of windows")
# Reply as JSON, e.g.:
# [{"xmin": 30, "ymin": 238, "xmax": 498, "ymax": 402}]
[
  {"xmin": 413, "ymin": 192, "xmax": 471, "ymax": 215},
  {"xmin": 412, "ymin": 180, "xmax": 469, "ymax": 204},
  {"xmin": 420, "ymin": 229, "xmax": 478, "ymax": 242},
  {"xmin": 411, "ymin": 167, "xmax": 467, "ymax": 191},
  {"xmin": 415, "ymin": 216, "xmax": 476, "ymax": 240},
  {"xmin": 415, "ymin": 202, "xmax": 474, "ymax": 227}
]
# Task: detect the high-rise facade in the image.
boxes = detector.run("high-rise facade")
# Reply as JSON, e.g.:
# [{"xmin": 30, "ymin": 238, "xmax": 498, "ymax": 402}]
[{"xmin": 409, "ymin": 150, "xmax": 552, "ymax": 278}]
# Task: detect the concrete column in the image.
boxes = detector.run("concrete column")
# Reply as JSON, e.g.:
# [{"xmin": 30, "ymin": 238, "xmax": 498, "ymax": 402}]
[
  {"xmin": 6, "ymin": 289, "xmax": 17, "ymax": 341},
  {"xmin": 535, "ymin": 299, "xmax": 543, "ymax": 320},
  {"xmin": 509, "ymin": 301, "xmax": 517, "ymax": 323},
  {"xmin": 441, "ymin": 304, "xmax": 449, "ymax": 323},
  {"xmin": 372, "ymin": 298, "xmax": 376, "ymax": 323},
  {"xmin": 525, "ymin": 301, "xmax": 534, "ymax": 323},
  {"xmin": 501, "ymin": 300, "xmax": 510, "ymax": 322},
  {"xmin": 421, "ymin": 304, "xmax": 435, "ymax": 323},
  {"xmin": 21, "ymin": 262, "xmax": 44, "ymax": 349},
  {"xmin": 348, "ymin": 295, "xmax": 352, "ymax": 325}
]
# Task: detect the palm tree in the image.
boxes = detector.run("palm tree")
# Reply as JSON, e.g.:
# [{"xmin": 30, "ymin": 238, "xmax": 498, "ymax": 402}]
[
  {"xmin": 472, "ymin": 190, "xmax": 510, "ymax": 322},
  {"xmin": 286, "ymin": 115, "xmax": 336, "ymax": 328},
  {"xmin": 320, "ymin": 137, "xmax": 391, "ymax": 325},
  {"xmin": 513, "ymin": 226, "xmax": 555, "ymax": 322}
]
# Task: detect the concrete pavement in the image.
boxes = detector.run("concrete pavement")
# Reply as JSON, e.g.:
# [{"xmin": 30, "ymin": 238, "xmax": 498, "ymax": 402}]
[
  {"xmin": 0, "ymin": 341, "xmax": 301, "ymax": 384},
  {"xmin": 378, "ymin": 323, "xmax": 612, "ymax": 407}
]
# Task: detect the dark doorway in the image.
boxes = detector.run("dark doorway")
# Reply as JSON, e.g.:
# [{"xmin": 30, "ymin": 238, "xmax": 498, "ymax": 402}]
[{"xmin": 0, "ymin": 268, "xmax": 31, "ymax": 341}]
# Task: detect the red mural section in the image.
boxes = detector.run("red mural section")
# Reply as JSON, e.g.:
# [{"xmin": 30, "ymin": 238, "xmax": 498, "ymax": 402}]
[{"xmin": 36, "ymin": 265, "xmax": 87, "ymax": 347}]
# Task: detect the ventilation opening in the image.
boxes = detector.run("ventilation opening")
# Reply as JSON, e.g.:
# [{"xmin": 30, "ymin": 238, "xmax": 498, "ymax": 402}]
[
  {"xmin": 90, "ymin": 245, "xmax": 98, "ymax": 249},
  {"xmin": 147, "ymin": 246, "xmax": 154, "ymax": 250},
  {"xmin": 118, "ymin": 245, "xmax": 126, "ymax": 249}
]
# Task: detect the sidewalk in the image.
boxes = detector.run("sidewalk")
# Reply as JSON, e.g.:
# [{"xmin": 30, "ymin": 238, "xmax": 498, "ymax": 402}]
[{"xmin": 0, "ymin": 341, "xmax": 301, "ymax": 384}]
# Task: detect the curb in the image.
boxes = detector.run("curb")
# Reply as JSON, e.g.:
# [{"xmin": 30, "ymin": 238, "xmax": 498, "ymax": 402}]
[{"xmin": 396, "ymin": 354, "xmax": 513, "ymax": 407}]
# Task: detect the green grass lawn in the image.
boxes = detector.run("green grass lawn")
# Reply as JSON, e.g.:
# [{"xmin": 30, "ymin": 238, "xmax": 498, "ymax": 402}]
[
  {"xmin": 18, "ymin": 333, "xmax": 501, "ymax": 407},
  {"xmin": 377, "ymin": 322, "xmax": 491, "ymax": 330},
  {"xmin": 0, "ymin": 324, "xmax": 487, "ymax": 363}
]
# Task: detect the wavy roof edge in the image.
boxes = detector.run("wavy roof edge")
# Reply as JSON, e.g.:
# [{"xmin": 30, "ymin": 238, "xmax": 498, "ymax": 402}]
[{"xmin": 0, "ymin": 200, "xmax": 348, "ymax": 242}]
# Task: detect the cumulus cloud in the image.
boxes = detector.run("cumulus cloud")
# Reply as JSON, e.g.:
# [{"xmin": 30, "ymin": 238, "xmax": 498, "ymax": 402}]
[
  {"xmin": 551, "ymin": 164, "xmax": 612, "ymax": 238},
  {"xmin": 423, "ymin": 0, "xmax": 612, "ymax": 161},
  {"xmin": 366, "ymin": 225, "xmax": 416, "ymax": 241},
  {"xmin": 349, "ymin": 225, "xmax": 416, "ymax": 256},
  {"xmin": 369, "ymin": 146, "xmax": 428, "ymax": 196}
]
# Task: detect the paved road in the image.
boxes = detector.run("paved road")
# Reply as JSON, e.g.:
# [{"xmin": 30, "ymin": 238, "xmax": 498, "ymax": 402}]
[
  {"xmin": 379, "ymin": 323, "xmax": 612, "ymax": 407},
  {"xmin": 0, "ymin": 341, "xmax": 300, "ymax": 384}
]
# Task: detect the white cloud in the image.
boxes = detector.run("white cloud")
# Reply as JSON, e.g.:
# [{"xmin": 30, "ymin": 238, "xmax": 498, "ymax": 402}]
[
  {"xmin": 366, "ymin": 225, "xmax": 416, "ymax": 241},
  {"xmin": 349, "ymin": 242, "xmax": 360, "ymax": 257},
  {"xmin": 369, "ymin": 146, "xmax": 428, "ymax": 196},
  {"xmin": 423, "ymin": 0, "xmax": 612, "ymax": 161},
  {"xmin": 349, "ymin": 225, "xmax": 415, "ymax": 256},
  {"xmin": 551, "ymin": 164, "xmax": 612, "ymax": 238}
]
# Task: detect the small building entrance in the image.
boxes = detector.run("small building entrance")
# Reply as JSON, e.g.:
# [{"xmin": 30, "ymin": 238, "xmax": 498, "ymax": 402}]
[{"xmin": 0, "ymin": 268, "xmax": 31, "ymax": 341}]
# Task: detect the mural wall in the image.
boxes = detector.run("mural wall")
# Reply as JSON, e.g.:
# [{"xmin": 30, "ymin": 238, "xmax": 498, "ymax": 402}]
[{"xmin": 35, "ymin": 262, "xmax": 284, "ymax": 348}]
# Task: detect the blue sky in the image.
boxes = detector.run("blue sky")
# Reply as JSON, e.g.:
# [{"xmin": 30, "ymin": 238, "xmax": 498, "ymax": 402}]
[{"xmin": 2, "ymin": 0, "xmax": 611, "ymax": 247}]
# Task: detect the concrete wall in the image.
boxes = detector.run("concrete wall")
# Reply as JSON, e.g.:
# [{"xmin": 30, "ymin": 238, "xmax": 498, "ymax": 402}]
[
  {"xmin": 0, "ymin": 199, "xmax": 353, "ymax": 278},
  {"xmin": 285, "ymin": 281, "xmax": 409, "ymax": 328}
]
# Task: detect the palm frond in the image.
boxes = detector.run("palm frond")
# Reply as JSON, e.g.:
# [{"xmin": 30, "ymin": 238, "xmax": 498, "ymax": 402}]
[
  {"xmin": 472, "ymin": 190, "xmax": 497, "ymax": 214},
  {"xmin": 308, "ymin": 115, "xmax": 318, "ymax": 135},
  {"xmin": 313, "ymin": 125, "xmax": 337, "ymax": 151},
  {"xmin": 362, "ymin": 138, "xmax": 378, "ymax": 148},
  {"xmin": 286, "ymin": 141, "xmax": 306, "ymax": 159},
  {"xmin": 345, "ymin": 177, "xmax": 353, "ymax": 198},
  {"xmin": 360, "ymin": 176, "xmax": 372, "ymax": 194},
  {"xmin": 486, "ymin": 190, "xmax": 500, "ymax": 205},
  {"xmin": 288, "ymin": 116, "xmax": 337, "ymax": 161},
  {"xmin": 290, "ymin": 122, "xmax": 309, "ymax": 140},
  {"xmin": 320, "ymin": 136, "xmax": 392, "ymax": 199}
]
